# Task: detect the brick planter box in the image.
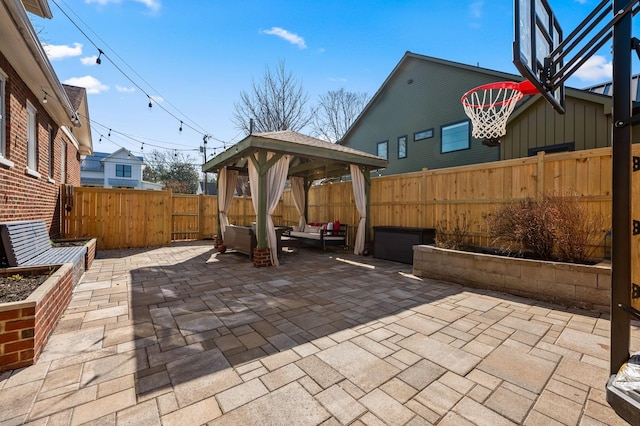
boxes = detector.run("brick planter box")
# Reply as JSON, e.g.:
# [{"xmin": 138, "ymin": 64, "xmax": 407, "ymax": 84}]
[
  {"xmin": 0, "ymin": 264, "xmax": 73, "ymax": 372},
  {"xmin": 413, "ymin": 245, "xmax": 611, "ymax": 312}
]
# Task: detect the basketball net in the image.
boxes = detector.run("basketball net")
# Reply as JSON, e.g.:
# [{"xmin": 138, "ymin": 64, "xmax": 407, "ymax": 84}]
[{"xmin": 461, "ymin": 81, "xmax": 538, "ymax": 144}]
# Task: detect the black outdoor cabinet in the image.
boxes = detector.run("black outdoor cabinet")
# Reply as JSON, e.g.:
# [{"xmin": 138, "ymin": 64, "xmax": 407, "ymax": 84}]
[{"xmin": 373, "ymin": 226, "xmax": 436, "ymax": 264}]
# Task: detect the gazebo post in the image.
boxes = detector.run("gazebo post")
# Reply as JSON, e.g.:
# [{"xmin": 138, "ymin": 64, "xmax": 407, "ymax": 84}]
[
  {"xmin": 303, "ymin": 177, "xmax": 312, "ymax": 224},
  {"xmin": 256, "ymin": 151, "xmax": 268, "ymax": 249},
  {"xmin": 364, "ymin": 169, "xmax": 372, "ymax": 248},
  {"xmin": 215, "ymin": 171, "xmax": 221, "ymax": 247}
]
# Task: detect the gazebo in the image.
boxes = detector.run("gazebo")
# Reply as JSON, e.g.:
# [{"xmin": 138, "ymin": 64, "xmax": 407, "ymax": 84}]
[{"xmin": 202, "ymin": 130, "xmax": 387, "ymax": 266}]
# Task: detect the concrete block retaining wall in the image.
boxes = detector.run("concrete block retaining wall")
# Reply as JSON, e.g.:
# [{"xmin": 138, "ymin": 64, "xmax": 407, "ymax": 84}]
[{"xmin": 413, "ymin": 245, "xmax": 611, "ymax": 312}]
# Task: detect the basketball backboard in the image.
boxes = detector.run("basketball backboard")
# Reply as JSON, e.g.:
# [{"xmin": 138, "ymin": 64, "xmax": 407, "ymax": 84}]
[{"xmin": 513, "ymin": 0, "xmax": 565, "ymax": 114}]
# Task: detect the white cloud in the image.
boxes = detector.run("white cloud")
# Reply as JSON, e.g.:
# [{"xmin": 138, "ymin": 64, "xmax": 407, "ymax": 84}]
[
  {"xmin": 329, "ymin": 77, "xmax": 347, "ymax": 83},
  {"xmin": 85, "ymin": 0, "xmax": 160, "ymax": 12},
  {"xmin": 116, "ymin": 85, "xmax": 135, "ymax": 93},
  {"xmin": 63, "ymin": 76, "xmax": 109, "ymax": 94},
  {"xmin": 85, "ymin": 0, "xmax": 120, "ymax": 5},
  {"xmin": 135, "ymin": 0, "xmax": 160, "ymax": 11},
  {"xmin": 81, "ymin": 55, "xmax": 98, "ymax": 65},
  {"xmin": 573, "ymin": 55, "xmax": 612, "ymax": 82},
  {"xmin": 43, "ymin": 43, "xmax": 83, "ymax": 60},
  {"xmin": 469, "ymin": 0, "xmax": 484, "ymax": 19},
  {"xmin": 261, "ymin": 27, "xmax": 307, "ymax": 49}
]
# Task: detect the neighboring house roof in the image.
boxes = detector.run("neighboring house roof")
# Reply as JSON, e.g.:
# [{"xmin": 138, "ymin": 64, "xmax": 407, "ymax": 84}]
[
  {"xmin": 102, "ymin": 148, "xmax": 144, "ymax": 164},
  {"xmin": 21, "ymin": 0, "xmax": 51, "ymax": 18},
  {"xmin": 198, "ymin": 182, "xmax": 217, "ymax": 195},
  {"xmin": 340, "ymin": 50, "xmax": 615, "ymax": 144},
  {"xmin": 0, "ymin": 0, "xmax": 92, "ymax": 154},
  {"xmin": 582, "ymin": 73, "xmax": 640, "ymax": 107},
  {"xmin": 339, "ymin": 51, "xmax": 527, "ymax": 145}
]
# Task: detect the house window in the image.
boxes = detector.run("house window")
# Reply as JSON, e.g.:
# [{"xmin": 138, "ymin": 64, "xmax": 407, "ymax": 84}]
[
  {"xmin": 48, "ymin": 127, "xmax": 55, "ymax": 179},
  {"xmin": 26, "ymin": 101, "xmax": 38, "ymax": 172},
  {"xmin": 414, "ymin": 128, "xmax": 433, "ymax": 141},
  {"xmin": 398, "ymin": 135, "xmax": 407, "ymax": 159},
  {"xmin": 0, "ymin": 69, "xmax": 6, "ymax": 161},
  {"xmin": 528, "ymin": 142, "xmax": 575, "ymax": 156},
  {"xmin": 116, "ymin": 164, "xmax": 132, "ymax": 178},
  {"xmin": 441, "ymin": 121, "xmax": 470, "ymax": 153},
  {"xmin": 60, "ymin": 143, "xmax": 66, "ymax": 184},
  {"xmin": 376, "ymin": 141, "xmax": 388, "ymax": 159}
]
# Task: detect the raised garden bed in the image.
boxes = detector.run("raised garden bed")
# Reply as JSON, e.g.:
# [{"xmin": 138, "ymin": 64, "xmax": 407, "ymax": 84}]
[
  {"xmin": 413, "ymin": 245, "xmax": 611, "ymax": 312},
  {"xmin": 0, "ymin": 264, "xmax": 73, "ymax": 372}
]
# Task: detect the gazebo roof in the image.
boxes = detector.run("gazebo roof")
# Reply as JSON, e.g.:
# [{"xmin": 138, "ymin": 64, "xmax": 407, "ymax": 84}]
[{"xmin": 202, "ymin": 130, "xmax": 387, "ymax": 180}]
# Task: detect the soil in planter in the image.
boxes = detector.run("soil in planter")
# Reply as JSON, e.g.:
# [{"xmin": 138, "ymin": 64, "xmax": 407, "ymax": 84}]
[{"xmin": 0, "ymin": 274, "xmax": 49, "ymax": 303}]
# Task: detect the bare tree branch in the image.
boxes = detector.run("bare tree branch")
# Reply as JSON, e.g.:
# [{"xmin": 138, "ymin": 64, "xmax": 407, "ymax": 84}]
[
  {"xmin": 232, "ymin": 60, "xmax": 313, "ymax": 134},
  {"xmin": 312, "ymin": 88, "xmax": 369, "ymax": 143}
]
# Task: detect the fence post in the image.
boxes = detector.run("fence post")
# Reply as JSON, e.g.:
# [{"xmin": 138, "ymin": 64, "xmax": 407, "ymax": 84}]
[
  {"xmin": 536, "ymin": 151, "xmax": 545, "ymax": 199},
  {"xmin": 421, "ymin": 168, "xmax": 429, "ymax": 228},
  {"xmin": 198, "ymin": 194, "xmax": 204, "ymax": 240}
]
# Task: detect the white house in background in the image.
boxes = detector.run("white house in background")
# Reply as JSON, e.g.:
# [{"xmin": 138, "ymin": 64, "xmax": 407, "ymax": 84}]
[{"xmin": 80, "ymin": 148, "xmax": 163, "ymax": 190}]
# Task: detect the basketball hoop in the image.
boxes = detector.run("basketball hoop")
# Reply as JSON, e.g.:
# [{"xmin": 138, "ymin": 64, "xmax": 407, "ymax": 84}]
[{"xmin": 461, "ymin": 80, "xmax": 538, "ymax": 144}]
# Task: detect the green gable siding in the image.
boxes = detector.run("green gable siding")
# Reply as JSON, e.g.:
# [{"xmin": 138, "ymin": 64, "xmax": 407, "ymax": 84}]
[
  {"xmin": 341, "ymin": 54, "xmax": 523, "ymax": 175},
  {"xmin": 502, "ymin": 94, "xmax": 613, "ymax": 159}
]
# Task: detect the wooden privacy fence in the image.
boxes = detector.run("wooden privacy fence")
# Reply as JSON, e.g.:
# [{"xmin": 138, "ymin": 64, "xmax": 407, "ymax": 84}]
[{"xmin": 63, "ymin": 146, "xmax": 630, "ymax": 252}]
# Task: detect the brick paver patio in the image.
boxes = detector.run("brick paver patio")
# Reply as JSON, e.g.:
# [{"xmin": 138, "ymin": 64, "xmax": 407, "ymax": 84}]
[{"xmin": 0, "ymin": 241, "xmax": 635, "ymax": 425}]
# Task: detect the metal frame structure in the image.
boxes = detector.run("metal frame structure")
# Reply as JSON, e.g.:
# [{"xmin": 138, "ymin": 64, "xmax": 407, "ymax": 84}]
[{"xmin": 514, "ymin": 0, "xmax": 640, "ymax": 422}]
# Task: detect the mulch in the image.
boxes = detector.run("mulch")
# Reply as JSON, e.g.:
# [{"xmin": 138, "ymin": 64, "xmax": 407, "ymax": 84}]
[{"xmin": 0, "ymin": 274, "xmax": 49, "ymax": 303}]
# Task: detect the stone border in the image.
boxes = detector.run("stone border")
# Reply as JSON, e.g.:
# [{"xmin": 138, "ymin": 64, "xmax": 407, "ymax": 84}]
[
  {"xmin": 413, "ymin": 245, "xmax": 611, "ymax": 312},
  {"xmin": 0, "ymin": 263, "xmax": 73, "ymax": 371}
]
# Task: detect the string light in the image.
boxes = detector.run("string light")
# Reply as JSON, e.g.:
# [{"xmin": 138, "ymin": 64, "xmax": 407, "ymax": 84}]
[
  {"xmin": 108, "ymin": 129, "xmax": 111, "ymax": 137},
  {"xmin": 50, "ymin": 0, "xmax": 223, "ymax": 142},
  {"xmin": 179, "ymin": 121, "xmax": 183, "ymax": 133},
  {"xmin": 42, "ymin": 93, "xmax": 47, "ymax": 104}
]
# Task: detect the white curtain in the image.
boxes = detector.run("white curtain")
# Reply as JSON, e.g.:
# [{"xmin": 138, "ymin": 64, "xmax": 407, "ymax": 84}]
[
  {"xmin": 218, "ymin": 167, "xmax": 238, "ymax": 239},
  {"xmin": 248, "ymin": 152, "xmax": 291, "ymax": 266},
  {"xmin": 290, "ymin": 176, "xmax": 307, "ymax": 231},
  {"xmin": 351, "ymin": 164, "xmax": 366, "ymax": 255}
]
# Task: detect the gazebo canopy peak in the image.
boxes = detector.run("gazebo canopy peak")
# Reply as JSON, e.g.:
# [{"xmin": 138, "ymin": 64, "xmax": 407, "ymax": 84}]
[{"xmin": 202, "ymin": 130, "xmax": 387, "ymax": 180}]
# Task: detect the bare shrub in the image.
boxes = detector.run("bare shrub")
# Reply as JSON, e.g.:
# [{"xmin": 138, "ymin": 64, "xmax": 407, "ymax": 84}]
[
  {"xmin": 489, "ymin": 198, "xmax": 558, "ymax": 260},
  {"xmin": 552, "ymin": 193, "xmax": 606, "ymax": 263},
  {"xmin": 489, "ymin": 194, "xmax": 607, "ymax": 263},
  {"xmin": 436, "ymin": 213, "xmax": 472, "ymax": 250}
]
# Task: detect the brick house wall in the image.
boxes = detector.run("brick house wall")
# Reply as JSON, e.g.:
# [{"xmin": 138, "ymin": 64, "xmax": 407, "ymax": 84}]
[{"xmin": 0, "ymin": 52, "xmax": 80, "ymax": 237}]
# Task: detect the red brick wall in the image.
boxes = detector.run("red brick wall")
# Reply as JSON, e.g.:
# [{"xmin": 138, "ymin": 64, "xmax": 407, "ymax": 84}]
[
  {"xmin": 0, "ymin": 264, "xmax": 73, "ymax": 371},
  {"xmin": 0, "ymin": 52, "xmax": 81, "ymax": 237}
]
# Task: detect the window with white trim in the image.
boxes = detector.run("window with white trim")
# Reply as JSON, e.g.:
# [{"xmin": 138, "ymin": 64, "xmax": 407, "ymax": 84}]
[
  {"xmin": 48, "ymin": 126, "xmax": 55, "ymax": 179},
  {"xmin": 26, "ymin": 102, "xmax": 38, "ymax": 171},
  {"xmin": 60, "ymin": 142, "xmax": 67, "ymax": 184},
  {"xmin": 441, "ymin": 121, "xmax": 470, "ymax": 153},
  {"xmin": 0, "ymin": 70, "xmax": 6, "ymax": 160},
  {"xmin": 116, "ymin": 164, "xmax": 132, "ymax": 178}
]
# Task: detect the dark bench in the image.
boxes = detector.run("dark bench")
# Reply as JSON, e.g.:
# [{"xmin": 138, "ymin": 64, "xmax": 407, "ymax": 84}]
[
  {"xmin": 0, "ymin": 221, "xmax": 87, "ymax": 282},
  {"xmin": 288, "ymin": 223, "xmax": 348, "ymax": 249}
]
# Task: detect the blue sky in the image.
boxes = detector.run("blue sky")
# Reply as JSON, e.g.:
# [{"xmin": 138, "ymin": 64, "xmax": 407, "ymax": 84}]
[{"xmin": 33, "ymin": 0, "xmax": 638, "ymax": 163}]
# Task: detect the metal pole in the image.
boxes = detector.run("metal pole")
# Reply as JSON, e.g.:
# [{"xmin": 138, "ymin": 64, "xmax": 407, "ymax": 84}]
[
  {"xmin": 610, "ymin": 0, "xmax": 632, "ymax": 374},
  {"xmin": 203, "ymin": 136, "xmax": 208, "ymax": 195}
]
